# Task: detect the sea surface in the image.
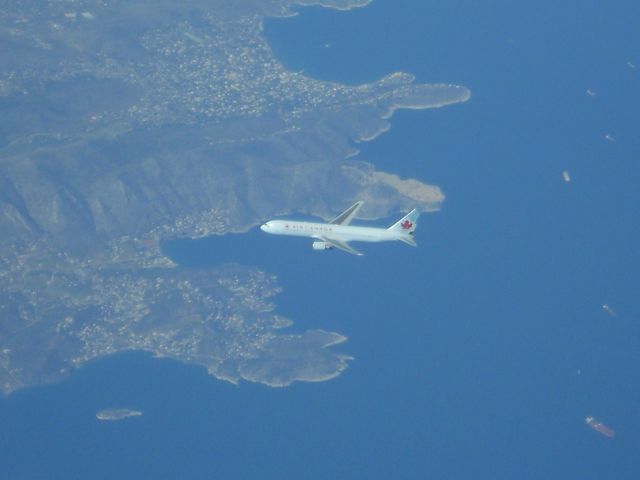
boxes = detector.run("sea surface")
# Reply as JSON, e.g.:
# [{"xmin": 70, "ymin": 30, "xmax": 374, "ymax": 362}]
[{"xmin": 2, "ymin": 1, "xmax": 640, "ymax": 478}]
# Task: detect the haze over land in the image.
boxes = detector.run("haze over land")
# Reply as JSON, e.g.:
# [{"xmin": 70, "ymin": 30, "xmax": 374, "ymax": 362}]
[{"xmin": 0, "ymin": 0, "xmax": 469, "ymax": 394}]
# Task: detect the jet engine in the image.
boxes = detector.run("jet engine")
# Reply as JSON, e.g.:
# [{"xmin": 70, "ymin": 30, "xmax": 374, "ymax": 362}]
[{"xmin": 312, "ymin": 241, "xmax": 332, "ymax": 251}]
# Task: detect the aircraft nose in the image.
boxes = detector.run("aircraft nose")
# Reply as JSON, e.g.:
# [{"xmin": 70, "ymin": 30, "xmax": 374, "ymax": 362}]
[{"xmin": 260, "ymin": 223, "xmax": 269, "ymax": 232}]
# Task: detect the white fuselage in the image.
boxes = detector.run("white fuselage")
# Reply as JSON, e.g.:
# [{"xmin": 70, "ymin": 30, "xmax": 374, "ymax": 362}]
[{"xmin": 260, "ymin": 220, "xmax": 401, "ymax": 243}]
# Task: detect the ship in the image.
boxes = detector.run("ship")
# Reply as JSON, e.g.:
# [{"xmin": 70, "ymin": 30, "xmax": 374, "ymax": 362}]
[{"xmin": 585, "ymin": 416, "xmax": 615, "ymax": 438}]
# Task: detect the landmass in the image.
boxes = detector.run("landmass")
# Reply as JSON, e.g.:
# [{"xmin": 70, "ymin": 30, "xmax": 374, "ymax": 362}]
[
  {"xmin": 0, "ymin": 0, "xmax": 470, "ymax": 394},
  {"xmin": 96, "ymin": 408, "xmax": 143, "ymax": 421}
]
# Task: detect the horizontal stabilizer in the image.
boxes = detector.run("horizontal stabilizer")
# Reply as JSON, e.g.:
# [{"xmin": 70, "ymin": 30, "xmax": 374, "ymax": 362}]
[{"xmin": 399, "ymin": 236, "xmax": 417, "ymax": 247}]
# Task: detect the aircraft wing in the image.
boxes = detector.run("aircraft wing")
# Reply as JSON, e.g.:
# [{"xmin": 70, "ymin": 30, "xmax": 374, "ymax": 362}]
[
  {"xmin": 329, "ymin": 201, "xmax": 363, "ymax": 225},
  {"xmin": 319, "ymin": 237, "xmax": 363, "ymax": 256}
]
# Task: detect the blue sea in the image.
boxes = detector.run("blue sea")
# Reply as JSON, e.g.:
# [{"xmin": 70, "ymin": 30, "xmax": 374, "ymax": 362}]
[{"xmin": 2, "ymin": 1, "xmax": 639, "ymax": 478}]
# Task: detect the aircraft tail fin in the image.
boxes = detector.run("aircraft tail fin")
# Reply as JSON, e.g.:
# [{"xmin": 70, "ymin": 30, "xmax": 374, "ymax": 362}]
[{"xmin": 388, "ymin": 208, "xmax": 420, "ymax": 235}]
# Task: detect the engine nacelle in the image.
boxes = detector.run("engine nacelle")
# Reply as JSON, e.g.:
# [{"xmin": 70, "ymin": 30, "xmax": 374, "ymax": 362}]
[{"xmin": 312, "ymin": 241, "xmax": 332, "ymax": 251}]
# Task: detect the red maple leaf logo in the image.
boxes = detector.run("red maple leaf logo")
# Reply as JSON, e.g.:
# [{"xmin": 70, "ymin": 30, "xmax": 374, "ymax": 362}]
[{"xmin": 401, "ymin": 220, "xmax": 413, "ymax": 230}]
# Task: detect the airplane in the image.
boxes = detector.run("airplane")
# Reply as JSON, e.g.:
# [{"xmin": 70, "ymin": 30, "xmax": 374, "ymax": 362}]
[{"xmin": 260, "ymin": 201, "xmax": 420, "ymax": 256}]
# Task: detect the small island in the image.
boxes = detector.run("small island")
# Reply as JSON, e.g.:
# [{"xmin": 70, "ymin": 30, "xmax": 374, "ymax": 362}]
[{"xmin": 96, "ymin": 408, "xmax": 143, "ymax": 421}]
